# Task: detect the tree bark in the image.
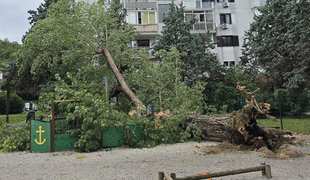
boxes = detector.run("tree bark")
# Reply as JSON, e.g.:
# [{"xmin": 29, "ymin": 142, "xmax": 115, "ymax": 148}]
[
  {"xmin": 184, "ymin": 83, "xmax": 293, "ymax": 150},
  {"xmin": 185, "ymin": 112, "xmax": 244, "ymax": 144},
  {"xmin": 102, "ymin": 46, "xmax": 147, "ymax": 113},
  {"xmin": 6, "ymin": 89, "xmax": 10, "ymax": 123}
]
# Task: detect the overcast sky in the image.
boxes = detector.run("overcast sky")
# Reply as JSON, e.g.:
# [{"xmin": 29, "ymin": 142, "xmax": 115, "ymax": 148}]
[{"xmin": 0, "ymin": 0, "xmax": 44, "ymax": 44}]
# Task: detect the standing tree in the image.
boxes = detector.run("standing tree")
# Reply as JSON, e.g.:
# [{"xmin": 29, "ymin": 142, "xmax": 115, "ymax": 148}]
[
  {"xmin": 0, "ymin": 61, "xmax": 18, "ymax": 123},
  {"xmin": 152, "ymin": 3, "xmax": 224, "ymax": 86},
  {"xmin": 240, "ymin": 0, "xmax": 310, "ymax": 93},
  {"xmin": 0, "ymin": 39, "xmax": 20, "ymax": 123},
  {"xmin": 0, "ymin": 39, "xmax": 20, "ymax": 64}
]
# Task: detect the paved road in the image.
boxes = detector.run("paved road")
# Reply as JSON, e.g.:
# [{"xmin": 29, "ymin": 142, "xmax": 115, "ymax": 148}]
[{"xmin": 9, "ymin": 120, "xmax": 27, "ymax": 128}]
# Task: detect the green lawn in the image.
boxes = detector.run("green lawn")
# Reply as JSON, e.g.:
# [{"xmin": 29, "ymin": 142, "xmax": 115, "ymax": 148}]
[
  {"xmin": 2, "ymin": 111, "xmax": 310, "ymax": 135},
  {"xmin": 0, "ymin": 111, "xmax": 45, "ymax": 124},
  {"xmin": 257, "ymin": 118, "xmax": 310, "ymax": 135}
]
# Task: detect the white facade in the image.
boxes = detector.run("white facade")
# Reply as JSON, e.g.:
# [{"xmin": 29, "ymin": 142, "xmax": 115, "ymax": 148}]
[
  {"xmin": 0, "ymin": 72, "xmax": 2, "ymax": 92},
  {"xmin": 77, "ymin": 0, "xmax": 265, "ymax": 66}
]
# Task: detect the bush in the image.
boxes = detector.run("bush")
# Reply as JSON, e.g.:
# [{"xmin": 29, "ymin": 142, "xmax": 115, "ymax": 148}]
[
  {"xmin": 0, "ymin": 94, "xmax": 24, "ymax": 114},
  {"xmin": 0, "ymin": 124, "xmax": 30, "ymax": 153}
]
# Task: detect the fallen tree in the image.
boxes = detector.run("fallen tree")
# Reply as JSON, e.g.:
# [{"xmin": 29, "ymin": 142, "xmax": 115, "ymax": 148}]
[{"xmin": 185, "ymin": 82, "xmax": 292, "ymax": 151}]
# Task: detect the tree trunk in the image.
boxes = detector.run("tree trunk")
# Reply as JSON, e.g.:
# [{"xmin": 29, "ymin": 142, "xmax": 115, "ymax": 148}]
[
  {"xmin": 185, "ymin": 112, "xmax": 244, "ymax": 144},
  {"xmin": 6, "ymin": 89, "xmax": 10, "ymax": 123},
  {"xmin": 185, "ymin": 112, "xmax": 292, "ymax": 150},
  {"xmin": 102, "ymin": 46, "xmax": 147, "ymax": 113},
  {"xmin": 185, "ymin": 82, "xmax": 293, "ymax": 150}
]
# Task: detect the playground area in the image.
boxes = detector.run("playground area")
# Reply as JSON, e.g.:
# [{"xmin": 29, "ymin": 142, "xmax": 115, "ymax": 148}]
[{"xmin": 1, "ymin": 137, "xmax": 310, "ymax": 180}]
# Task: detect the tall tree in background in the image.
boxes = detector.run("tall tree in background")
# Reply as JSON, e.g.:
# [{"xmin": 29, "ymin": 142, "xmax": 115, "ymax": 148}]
[
  {"xmin": 0, "ymin": 61, "xmax": 18, "ymax": 123},
  {"xmin": 0, "ymin": 39, "xmax": 20, "ymax": 123},
  {"xmin": 240, "ymin": 0, "xmax": 310, "ymax": 93},
  {"xmin": 152, "ymin": 3, "xmax": 224, "ymax": 86},
  {"xmin": 0, "ymin": 39, "xmax": 20, "ymax": 64}
]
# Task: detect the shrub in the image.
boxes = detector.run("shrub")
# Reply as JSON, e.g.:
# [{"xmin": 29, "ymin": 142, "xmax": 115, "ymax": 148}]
[
  {"xmin": 0, "ymin": 123, "xmax": 30, "ymax": 153},
  {"xmin": 0, "ymin": 94, "xmax": 24, "ymax": 114}
]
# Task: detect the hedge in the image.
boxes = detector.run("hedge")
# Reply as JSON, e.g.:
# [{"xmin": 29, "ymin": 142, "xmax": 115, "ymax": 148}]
[{"xmin": 0, "ymin": 93, "xmax": 24, "ymax": 114}]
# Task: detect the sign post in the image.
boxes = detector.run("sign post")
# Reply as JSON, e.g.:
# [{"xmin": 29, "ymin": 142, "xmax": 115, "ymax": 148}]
[{"xmin": 103, "ymin": 77, "xmax": 108, "ymax": 102}]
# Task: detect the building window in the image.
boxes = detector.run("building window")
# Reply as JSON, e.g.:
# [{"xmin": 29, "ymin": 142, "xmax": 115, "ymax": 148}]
[
  {"xmin": 220, "ymin": 14, "xmax": 231, "ymax": 24},
  {"xmin": 131, "ymin": 40, "xmax": 149, "ymax": 48},
  {"xmin": 185, "ymin": 11, "xmax": 213, "ymax": 23},
  {"xmin": 217, "ymin": 0, "xmax": 234, "ymax": 2},
  {"xmin": 222, "ymin": 36, "xmax": 233, "ymax": 46},
  {"xmin": 223, "ymin": 61, "xmax": 235, "ymax": 67},
  {"xmin": 127, "ymin": 12, "xmax": 157, "ymax": 24},
  {"xmin": 216, "ymin": 36, "xmax": 239, "ymax": 47}
]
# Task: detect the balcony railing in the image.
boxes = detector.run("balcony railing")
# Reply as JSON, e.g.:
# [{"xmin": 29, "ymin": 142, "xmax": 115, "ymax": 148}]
[
  {"xmin": 190, "ymin": 22, "xmax": 216, "ymax": 31},
  {"xmin": 133, "ymin": 24, "xmax": 158, "ymax": 32},
  {"xmin": 131, "ymin": 47, "xmax": 155, "ymax": 56},
  {"xmin": 125, "ymin": 1, "xmax": 157, "ymax": 10},
  {"xmin": 183, "ymin": 1, "xmax": 214, "ymax": 9}
]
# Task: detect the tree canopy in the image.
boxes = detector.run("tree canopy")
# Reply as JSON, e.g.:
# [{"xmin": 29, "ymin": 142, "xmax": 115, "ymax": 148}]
[
  {"xmin": 0, "ymin": 39, "xmax": 20, "ymax": 64},
  {"xmin": 18, "ymin": 0, "xmax": 137, "ymax": 91},
  {"xmin": 22, "ymin": 0, "xmax": 60, "ymax": 43},
  {"xmin": 152, "ymin": 3, "xmax": 224, "ymax": 86},
  {"xmin": 240, "ymin": 0, "xmax": 310, "ymax": 92}
]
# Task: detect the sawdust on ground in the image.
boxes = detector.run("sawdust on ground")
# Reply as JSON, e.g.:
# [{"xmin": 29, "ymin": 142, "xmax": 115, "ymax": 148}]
[{"xmin": 198, "ymin": 136, "xmax": 306, "ymax": 159}]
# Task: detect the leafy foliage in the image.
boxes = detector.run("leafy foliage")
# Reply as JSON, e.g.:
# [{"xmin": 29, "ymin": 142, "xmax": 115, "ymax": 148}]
[
  {"xmin": 0, "ymin": 123, "xmax": 30, "ymax": 153},
  {"xmin": 19, "ymin": 0, "xmax": 211, "ymax": 152},
  {"xmin": 241, "ymin": 0, "xmax": 310, "ymax": 93},
  {"xmin": 204, "ymin": 67, "xmax": 258, "ymax": 113},
  {"xmin": 38, "ymin": 69, "xmax": 206, "ymax": 151},
  {"xmin": 126, "ymin": 47, "xmax": 207, "ymax": 113},
  {"xmin": 22, "ymin": 0, "xmax": 60, "ymax": 43},
  {"xmin": 0, "ymin": 94, "xmax": 24, "ymax": 114},
  {"xmin": 152, "ymin": 3, "xmax": 224, "ymax": 86},
  {"xmin": 18, "ymin": 0, "xmax": 137, "ymax": 99},
  {"xmin": 38, "ymin": 74, "xmax": 141, "ymax": 152},
  {"xmin": 0, "ymin": 39, "xmax": 20, "ymax": 64}
]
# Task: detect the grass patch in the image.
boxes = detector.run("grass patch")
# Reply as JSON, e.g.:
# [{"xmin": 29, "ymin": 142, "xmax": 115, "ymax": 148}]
[
  {"xmin": 0, "ymin": 111, "xmax": 45, "ymax": 124},
  {"xmin": 257, "ymin": 118, "xmax": 310, "ymax": 135}
]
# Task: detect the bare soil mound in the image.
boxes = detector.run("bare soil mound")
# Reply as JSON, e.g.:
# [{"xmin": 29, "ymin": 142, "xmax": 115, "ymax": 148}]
[{"xmin": 198, "ymin": 136, "xmax": 306, "ymax": 159}]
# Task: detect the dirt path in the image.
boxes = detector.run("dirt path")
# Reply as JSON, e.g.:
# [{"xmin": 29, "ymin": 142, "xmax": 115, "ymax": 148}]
[{"xmin": 0, "ymin": 137, "xmax": 309, "ymax": 180}]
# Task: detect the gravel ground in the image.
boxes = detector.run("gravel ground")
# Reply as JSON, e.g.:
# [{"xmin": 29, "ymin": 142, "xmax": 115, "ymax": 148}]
[{"xmin": 0, "ymin": 136, "xmax": 309, "ymax": 180}]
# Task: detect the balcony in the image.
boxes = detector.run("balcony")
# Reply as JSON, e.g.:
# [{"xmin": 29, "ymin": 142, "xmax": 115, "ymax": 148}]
[
  {"xmin": 183, "ymin": 1, "xmax": 214, "ymax": 9},
  {"xmin": 190, "ymin": 22, "xmax": 216, "ymax": 32},
  {"xmin": 125, "ymin": 0, "xmax": 157, "ymax": 10},
  {"xmin": 133, "ymin": 24, "xmax": 158, "ymax": 33},
  {"xmin": 251, "ymin": 0, "xmax": 265, "ymax": 9}
]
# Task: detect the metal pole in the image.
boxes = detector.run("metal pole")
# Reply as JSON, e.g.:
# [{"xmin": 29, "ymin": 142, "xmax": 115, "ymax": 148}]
[
  {"xmin": 278, "ymin": 91, "xmax": 283, "ymax": 130},
  {"xmin": 51, "ymin": 100, "xmax": 55, "ymax": 152},
  {"xmin": 105, "ymin": 77, "xmax": 108, "ymax": 102}
]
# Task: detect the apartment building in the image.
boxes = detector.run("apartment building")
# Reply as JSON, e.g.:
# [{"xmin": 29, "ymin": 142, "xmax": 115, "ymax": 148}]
[{"xmin": 77, "ymin": 0, "xmax": 265, "ymax": 66}]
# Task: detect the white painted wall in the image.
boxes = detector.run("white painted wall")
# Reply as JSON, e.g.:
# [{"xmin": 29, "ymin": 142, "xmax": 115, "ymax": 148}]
[
  {"xmin": 214, "ymin": 0, "xmax": 255, "ymax": 65},
  {"xmin": 75, "ymin": 0, "xmax": 266, "ymax": 66}
]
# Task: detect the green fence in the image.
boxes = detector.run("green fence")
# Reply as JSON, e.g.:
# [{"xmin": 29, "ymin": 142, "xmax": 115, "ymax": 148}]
[
  {"xmin": 207, "ymin": 92, "xmax": 310, "ymax": 130},
  {"xmin": 208, "ymin": 92, "xmax": 310, "ymax": 116},
  {"xmin": 54, "ymin": 118, "xmax": 77, "ymax": 151},
  {"xmin": 30, "ymin": 119, "xmax": 78, "ymax": 152},
  {"xmin": 30, "ymin": 120, "xmax": 51, "ymax": 152}
]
